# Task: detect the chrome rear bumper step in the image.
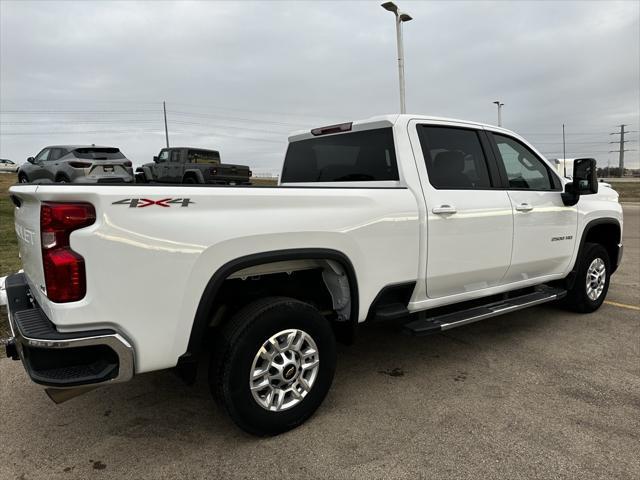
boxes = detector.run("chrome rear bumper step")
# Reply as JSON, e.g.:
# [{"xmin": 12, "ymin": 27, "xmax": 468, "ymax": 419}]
[{"xmin": 403, "ymin": 286, "xmax": 567, "ymax": 336}]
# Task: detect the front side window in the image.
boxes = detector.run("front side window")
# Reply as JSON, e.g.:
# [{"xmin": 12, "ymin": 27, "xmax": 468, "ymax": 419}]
[
  {"xmin": 417, "ymin": 125, "xmax": 492, "ymax": 189},
  {"xmin": 281, "ymin": 128, "xmax": 399, "ymax": 183},
  {"xmin": 157, "ymin": 150, "xmax": 169, "ymax": 163},
  {"xmin": 492, "ymin": 134, "xmax": 556, "ymax": 190},
  {"xmin": 35, "ymin": 149, "xmax": 50, "ymax": 162}
]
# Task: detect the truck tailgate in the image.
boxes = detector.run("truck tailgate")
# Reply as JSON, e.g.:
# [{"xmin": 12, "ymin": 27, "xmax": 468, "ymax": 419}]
[{"xmin": 11, "ymin": 188, "xmax": 45, "ymax": 296}]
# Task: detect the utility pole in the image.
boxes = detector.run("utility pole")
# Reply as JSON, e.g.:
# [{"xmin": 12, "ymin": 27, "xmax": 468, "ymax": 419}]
[
  {"xmin": 493, "ymin": 100, "xmax": 504, "ymax": 127},
  {"xmin": 562, "ymin": 123, "xmax": 566, "ymax": 177},
  {"xmin": 609, "ymin": 124, "xmax": 636, "ymax": 177},
  {"xmin": 163, "ymin": 101, "xmax": 170, "ymax": 148},
  {"xmin": 382, "ymin": 2, "xmax": 413, "ymax": 114}
]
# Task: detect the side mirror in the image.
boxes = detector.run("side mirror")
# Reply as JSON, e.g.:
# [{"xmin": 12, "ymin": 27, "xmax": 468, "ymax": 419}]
[
  {"xmin": 561, "ymin": 158, "xmax": 598, "ymax": 206},
  {"xmin": 573, "ymin": 158, "xmax": 598, "ymax": 195},
  {"xmin": 27, "ymin": 157, "xmax": 35, "ymax": 164},
  {"xmin": 153, "ymin": 156, "xmax": 159, "ymax": 162}
]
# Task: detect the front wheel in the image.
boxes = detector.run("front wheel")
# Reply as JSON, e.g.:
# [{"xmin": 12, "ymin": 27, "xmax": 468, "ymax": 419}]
[
  {"xmin": 562, "ymin": 242, "xmax": 610, "ymax": 313},
  {"xmin": 210, "ymin": 297, "xmax": 336, "ymax": 436}
]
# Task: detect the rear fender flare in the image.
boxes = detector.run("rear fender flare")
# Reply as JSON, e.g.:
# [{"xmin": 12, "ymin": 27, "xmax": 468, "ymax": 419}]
[{"xmin": 182, "ymin": 248, "xmax": 359, "ymax": 361}]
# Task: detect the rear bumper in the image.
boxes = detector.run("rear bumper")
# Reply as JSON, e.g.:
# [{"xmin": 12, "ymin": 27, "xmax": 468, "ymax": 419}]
[{"xmin": 4, "ymin": 273, "xmax": 134, "ymax": 388}]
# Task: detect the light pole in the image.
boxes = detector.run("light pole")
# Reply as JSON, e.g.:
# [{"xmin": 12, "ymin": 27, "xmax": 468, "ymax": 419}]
[
  {"xmin": 382, "ymin": 2, "xmax": 412, "ymax": 114},
  {"xmin": 493, "ymin": 100, "xmax": 504, "ymax": 127}
]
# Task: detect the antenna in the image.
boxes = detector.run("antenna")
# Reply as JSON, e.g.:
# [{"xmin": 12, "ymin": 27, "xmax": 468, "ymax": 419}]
[{"xmin": 562, "ymin": 124, "xmax": 566, "ymax": 177}]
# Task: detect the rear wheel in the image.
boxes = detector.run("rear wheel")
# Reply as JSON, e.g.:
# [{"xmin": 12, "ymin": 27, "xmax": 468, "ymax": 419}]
[
  {"xmin": 183, "ymin": 176, "xmax": 197, "ymax": 184},
  {"xmin": 210, "ymin": 297, "xmax": 336, "ymax": 436},
  {"xmin": 562, "ymin": 242, "xmax": 610, "ymax": 313},
  {"xmin": 56, "ymin": 174, "xmax": 70, "ymax": 184}
]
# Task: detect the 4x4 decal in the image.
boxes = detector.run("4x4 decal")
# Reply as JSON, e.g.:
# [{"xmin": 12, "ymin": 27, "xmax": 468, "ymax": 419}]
[{"xmin": 112, "ymin": 198, "xmax": 194, "ymax": 208}]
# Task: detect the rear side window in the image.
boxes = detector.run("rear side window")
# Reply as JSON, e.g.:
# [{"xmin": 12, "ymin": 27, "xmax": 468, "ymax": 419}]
[
  {"xmin": 188, "ymin": 149, "xmax": 220, "ymax": 164},
  {"xmin": 417, "ymin": 126, "xmax": 492, "ymax": 189},
  {"xmin": 281, "ymin": 128, "xmax": 399, "ymax": 183},
  {"xmin": 171, "ymin": 150, "xmax": 181, "ymax": 162},
  {"xmin": 49, "ymin": 148, "xmax": 66, "ymax": 160},
  {"xmin": 73, "ymin": 148, "xmax": 125, "ymax": 160}
]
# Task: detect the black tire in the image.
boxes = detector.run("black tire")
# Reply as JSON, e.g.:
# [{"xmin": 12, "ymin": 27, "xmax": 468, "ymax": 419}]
[
  {"xmin": 210, "ymin": 297, "xmax": 336, "ymax": 436},
  {"xmin": 562, "ymin": 242, "xmax": 610, "ymax": 313},
  {"xmin": 135, "ymin": 172, "xmax": 148, "ymax": 183},
  {"xmin": 183, "ymin": 176, "xmax": 197, "ymax": 184},
  {"xmin": 56, "ymin": 175, "xmax": 71, "ymax": 184},
  {"xmin": 18, "ymin": 173, "xmax": 29, "ymax": 183}
]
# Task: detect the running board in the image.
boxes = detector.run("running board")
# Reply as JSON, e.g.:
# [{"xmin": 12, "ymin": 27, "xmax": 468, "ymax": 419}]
[{"xmin": 403, "ymin": 286, "xmax": 567, "ymax": 336}]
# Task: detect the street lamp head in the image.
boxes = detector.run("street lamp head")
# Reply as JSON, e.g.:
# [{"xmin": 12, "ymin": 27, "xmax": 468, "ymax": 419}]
[
  {"xmin": 493, "ymin": 100, "xmax": 500, "ymax": 106},
  {"xmin": 399, "ymin": 13, "xmax": 413, "ymax": 22},
  {"xmin": 381, "ymin": 2, "xmax": 398, "ymax": 13}
]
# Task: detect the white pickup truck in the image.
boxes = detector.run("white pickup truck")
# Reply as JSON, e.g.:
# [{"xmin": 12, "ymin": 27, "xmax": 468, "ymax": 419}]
[{"xmin": 5, "ymin": 114, "xmax": 623, "ymax": 435}]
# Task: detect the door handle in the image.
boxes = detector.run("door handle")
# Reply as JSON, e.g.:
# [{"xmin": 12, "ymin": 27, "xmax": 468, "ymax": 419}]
[
  {"xmin": 515, "ymin": 203, "xmax": 533, "ymax": 212},
  {"xmin": 432, "ymin": 204, "xmax": 457, "ymax": 215}
]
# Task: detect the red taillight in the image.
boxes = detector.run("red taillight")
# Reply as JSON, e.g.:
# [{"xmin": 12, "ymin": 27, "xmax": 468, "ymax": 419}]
[
  {"xmin": 68, "ymin": 161, "xmax": 92, "ymax": 169},
  {"xmin": 310, "ymin": 122, "xmax": 353, "ymax": 136},
  {"xmin": 41, "ymin": 202, "xmax": 96, "ymax": 303}
]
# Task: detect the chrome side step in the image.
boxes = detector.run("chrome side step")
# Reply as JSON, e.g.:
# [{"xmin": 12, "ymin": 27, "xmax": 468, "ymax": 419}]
[{"xmin": 403, "ymin": 286, "xmax": 567, "ymax": 336}]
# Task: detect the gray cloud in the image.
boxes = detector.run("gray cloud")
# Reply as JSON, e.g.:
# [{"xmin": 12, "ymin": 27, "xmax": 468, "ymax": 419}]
[{"xmin": 1, "ymin": 0, "xmax": 638, "ymax": 172}]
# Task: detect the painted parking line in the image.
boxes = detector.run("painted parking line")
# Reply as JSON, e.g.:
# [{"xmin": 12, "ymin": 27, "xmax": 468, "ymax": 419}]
[{"xmin": 604, "ymin": 300, "xmax": 640, "ymax": 311}]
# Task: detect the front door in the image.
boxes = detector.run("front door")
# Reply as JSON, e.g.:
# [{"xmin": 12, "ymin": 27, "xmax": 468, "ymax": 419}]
[
  {"xmin": 489, "ymin": 133, "xmax": 578, "ymax": 282},
  {"xmin": 153, "ymin": 149, "xmax": 170, "ymax": 182},
  {"xmin": 31, "ymin": 148, "xmax": 53, "ymax": 181},
  {"xmin": 414, "ymin": 124, "xmax": 514, "ymax": 298}
]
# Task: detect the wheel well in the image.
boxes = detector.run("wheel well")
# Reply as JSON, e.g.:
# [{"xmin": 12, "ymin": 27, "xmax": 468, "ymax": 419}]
[
  {"xmin": 55, "ymin": 173, "xmax": 70, "ymax": 181},
  {"xmin": 584, "ymin": 222, "xmax": 620, "ymax": 269},
  {"xmin": 176, "ymin": 250, "xmax": 358, "ymax": 382}
]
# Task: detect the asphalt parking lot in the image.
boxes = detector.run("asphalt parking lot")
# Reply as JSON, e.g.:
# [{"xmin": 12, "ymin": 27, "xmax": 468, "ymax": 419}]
[{"xmin": 1, "ymin": 205, "xmax": 638, "ymax": 480}]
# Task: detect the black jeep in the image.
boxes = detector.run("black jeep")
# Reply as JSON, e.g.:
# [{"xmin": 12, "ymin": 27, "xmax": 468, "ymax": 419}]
[{"xmin": 136, "ymin": 147, "xmax": 252, "ymax": 185}]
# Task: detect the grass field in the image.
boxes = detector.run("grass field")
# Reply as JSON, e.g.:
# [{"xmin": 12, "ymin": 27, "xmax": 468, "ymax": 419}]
[
  {"xmin": 0, "ymin": 173, "xmax": 20, "ymax": 277},
  {"xmin": 608, "ymin": 181, "xmax": 640, "ymax": 203}
]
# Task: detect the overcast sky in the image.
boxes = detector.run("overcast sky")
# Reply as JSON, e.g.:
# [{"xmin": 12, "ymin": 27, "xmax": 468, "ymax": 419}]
[{"xmin": 1, "ymin": 0, "xmax": 639, "ymax": 173}]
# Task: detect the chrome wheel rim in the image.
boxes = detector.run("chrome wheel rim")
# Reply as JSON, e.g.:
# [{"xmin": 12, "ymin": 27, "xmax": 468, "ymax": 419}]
[
  {"xmin": 250, "ymin": 329, "xmax": 319, "ymax": 412},
  {"xmin": 586, "ymin": 258, "xmax": 606, "ymax": 301}
]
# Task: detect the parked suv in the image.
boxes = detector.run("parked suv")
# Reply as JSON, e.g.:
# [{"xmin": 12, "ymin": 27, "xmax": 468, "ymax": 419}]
[
  {"xmin": 0, "ymin": 159, "xmax": 20, "ymax": 173},
  {"xmin": 18, "ymin": 145, "xmax": 134, "ymax": 184},
  {"xmin": 136, "ymin": 147, "xmax": 252, "ymax": 184}
]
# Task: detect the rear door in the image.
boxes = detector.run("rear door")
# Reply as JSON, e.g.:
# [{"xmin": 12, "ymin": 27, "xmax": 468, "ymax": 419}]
[
  {"xmin": 412, "ymin": 123, "xmax": 514, "ymax": 298},
  {"xmin": 488, "ymin": 132, "xmax": 578, "ymax": 281},
  {"xmin": 170, "ymin": 149, "xmax": 183, "ymax": 182}
]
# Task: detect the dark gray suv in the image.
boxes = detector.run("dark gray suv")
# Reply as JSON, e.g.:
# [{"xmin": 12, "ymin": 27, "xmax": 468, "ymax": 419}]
[{"xmin": 18, "ymin": 145, "xmax": 134, "ymax": 184}]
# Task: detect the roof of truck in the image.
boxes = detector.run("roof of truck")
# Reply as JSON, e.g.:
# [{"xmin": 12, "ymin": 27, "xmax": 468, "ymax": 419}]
[{"xmin": 288, "ymin": 114, "xmax": 519, "ymax": 142}]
